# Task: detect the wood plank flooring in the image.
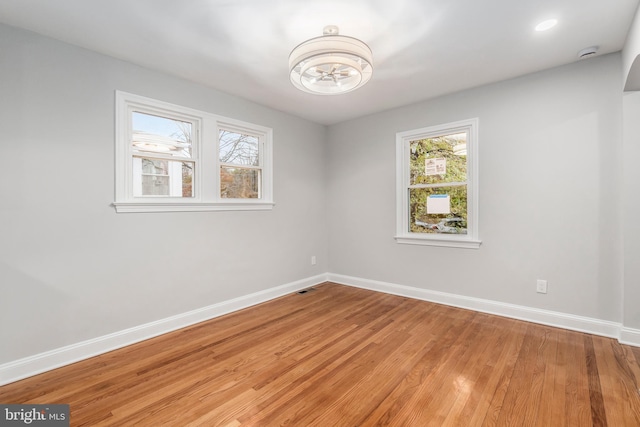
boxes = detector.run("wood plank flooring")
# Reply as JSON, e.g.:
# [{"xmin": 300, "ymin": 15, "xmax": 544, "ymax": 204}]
[{"xmin": 1, "ymin": 283, "xmax": 640, "ymax": 426}]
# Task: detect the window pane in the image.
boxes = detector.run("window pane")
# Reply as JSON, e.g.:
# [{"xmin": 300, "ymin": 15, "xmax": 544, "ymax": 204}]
[
  {"xmin": 409, "ymin": 186, "xmax": 467, "ymax": 234},
  {"xmin": 181, "ymin": 162, "xmax": 194, "ymax": 198},
  {"xmin": 410, "ymin": 133, "xmax": 466, "ymax": 185},
  {"xmin": 219, "ymin": 130, "xmax": 259, "ymax": 166},
  {"xmin": 134, "ymin": 157, "xmax": 194, "ymax": 197},
  {"xmin": 142, "ymin": 158, "xmax": 171, "ymax": 175},
  {"xmin": 132, "ymin": 112, "xmax": 192, "ymax": 158},
  {"xmin": 220, "ymin": 167, "xmax": 260, "ymax": 199},
  {"xmin": 142, "ymin": 175, "xmax": 170, "ymax": 196}
]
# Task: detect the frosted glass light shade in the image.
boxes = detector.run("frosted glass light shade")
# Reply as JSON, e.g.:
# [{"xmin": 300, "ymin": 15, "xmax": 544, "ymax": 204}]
[{"xmin": 289, "ymin": 26, "xmax": 373, "ymax": 95}]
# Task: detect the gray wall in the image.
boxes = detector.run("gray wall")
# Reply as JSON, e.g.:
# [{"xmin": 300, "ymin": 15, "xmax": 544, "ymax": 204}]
[
  {"xmin": 0, "ymin": 24, "xmax": 328, "ymax": 363},
  {"xmin": 327, "ymin": 54, "xmax": 624, "ymax": 322},
  {"xmin": 1, "ymin": 21, "xmax": 636, "ymax": 367},
  {"xmin": 623, "ymin": 2, "xmax": 640, "ymax": 90},
  {"xmin": 623, "ymin": 91, "xmax": 640, "ymax": 329}
]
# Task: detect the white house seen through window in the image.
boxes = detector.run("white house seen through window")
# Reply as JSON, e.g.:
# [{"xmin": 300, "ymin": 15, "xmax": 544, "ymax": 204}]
[{"xmin": 132, "ymin": 112, "xmax": 195, "ymax": 198}]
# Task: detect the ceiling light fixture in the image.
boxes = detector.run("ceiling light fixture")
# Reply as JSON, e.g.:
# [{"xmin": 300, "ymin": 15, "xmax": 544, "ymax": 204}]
[
  {"xmin": 289, "ymin": 25, "xmax": 373, "ymax": 95},
  {"xmin": 535, "ymin": 19, "xmax": 558, "ymax": 32}
]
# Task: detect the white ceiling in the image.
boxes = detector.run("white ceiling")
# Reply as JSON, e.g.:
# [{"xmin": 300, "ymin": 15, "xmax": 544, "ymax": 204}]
[{"xmin": 0, "ymin": 0, "xmax": 638, "ymax": 125}]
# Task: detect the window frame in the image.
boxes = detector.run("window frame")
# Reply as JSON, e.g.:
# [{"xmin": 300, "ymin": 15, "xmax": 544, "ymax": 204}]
[
  {"xmin": 218, "ymin": 123, "xmax": 265, "ymax": 200},
  {"xmin": 114, "ymin": 91, "xmax": 273, "ymax": 213},
  {"xmin": 395, "ymin": 118, "xmax": 481, "ymax": 249}
]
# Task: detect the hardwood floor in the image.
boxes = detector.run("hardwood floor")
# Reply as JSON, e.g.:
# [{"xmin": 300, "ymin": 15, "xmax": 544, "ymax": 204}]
[{"xmin": 1, "ymin": 283, "xmax": 640, "ymax": 426}]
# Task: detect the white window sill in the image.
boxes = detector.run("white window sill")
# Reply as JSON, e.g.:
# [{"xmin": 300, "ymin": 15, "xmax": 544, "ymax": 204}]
[
  {"xmin": 113, "ymin": 201, "xmax": 275, "ymax": 213},
  {"xmin": 395, "ymin": 235, "xmax": 482, "ymax": 249}
]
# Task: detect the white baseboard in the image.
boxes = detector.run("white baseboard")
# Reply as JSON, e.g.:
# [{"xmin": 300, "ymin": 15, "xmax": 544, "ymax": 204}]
[
  {"xmin": 620, "ymin": 327, "xmax": 640, "ymax": 347},
  {"xmin": 3, "ymin": 272, "xmax": 638, "ymax": 386},
  {"xmin": 0, "ymin": 274, "xmax": 329, "ymax": 386},
  {"xmin": 328, "ymin": 273, "xmax": 632, "ymax": 344}
]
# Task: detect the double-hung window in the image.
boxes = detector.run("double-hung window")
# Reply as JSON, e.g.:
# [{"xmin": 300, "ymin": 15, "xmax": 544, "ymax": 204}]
[
  {"xmin": 114, "ymin": 91, "xmax": 273, "ymax": 213},
  {"xmin": 131, "ymin": 111, "xmax": 197, "ymax": 198},
  {"xmin": 219, "ymin": 126, "xmax": 262, "ymax": 199},
  {"xmin": 395, "ymin": 118, "xmax": 480, "ymax": 248}
]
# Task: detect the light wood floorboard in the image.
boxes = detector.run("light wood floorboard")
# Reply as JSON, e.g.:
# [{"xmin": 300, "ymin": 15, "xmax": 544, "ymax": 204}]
[{"xmin": 1, "ymin": 283, "xmax": 639, "ymax": 426}]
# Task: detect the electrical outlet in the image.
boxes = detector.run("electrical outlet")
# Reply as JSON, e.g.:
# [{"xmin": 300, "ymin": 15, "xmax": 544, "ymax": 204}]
[
  {"xmin": 536, "ymin": 279, "xmax": 548, "ymax": 294},
  {"xmin": 311, "ymin": 256, "xmax": 317, "ymax": 265}
]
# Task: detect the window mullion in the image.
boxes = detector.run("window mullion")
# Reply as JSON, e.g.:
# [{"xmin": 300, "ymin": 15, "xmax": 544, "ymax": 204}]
[
  {"xmin": 219, "ymin": 163, "xmax": 262, "ymax": 170},
  {"xmin": 409, "ymin": 181, "xmax": 467, "ymax": 189}
]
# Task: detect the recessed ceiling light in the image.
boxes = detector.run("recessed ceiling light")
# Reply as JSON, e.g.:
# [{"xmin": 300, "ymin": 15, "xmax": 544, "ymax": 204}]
[{"xmin": 535, "ymin": 19, "xmax": 558, "ymax": 32}]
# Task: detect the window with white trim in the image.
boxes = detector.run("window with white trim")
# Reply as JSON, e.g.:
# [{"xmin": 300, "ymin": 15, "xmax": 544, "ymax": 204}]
[
  {"xmin": 396, "ymin": 118, "xmax": 480, "ymax": 248},
  {"xmin": 114, "ymin": 91, "xmax": 273, "ymax": 213},
  {"xmin": 131, "ymin": 111, "xmax": 196, "ymax": 198},
  {"xmin": 219, "ymin": 126, "xmax": 262, "ymax": 199}
]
